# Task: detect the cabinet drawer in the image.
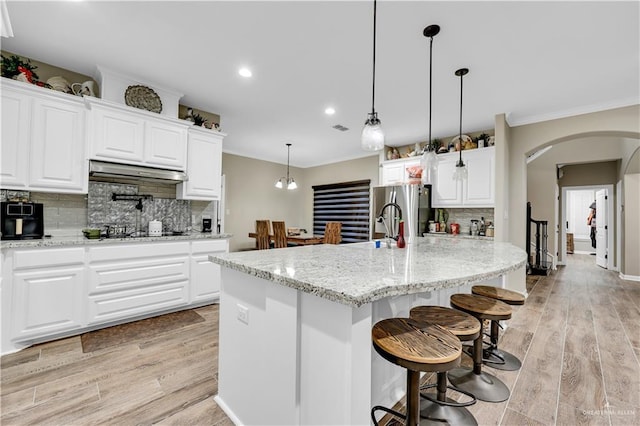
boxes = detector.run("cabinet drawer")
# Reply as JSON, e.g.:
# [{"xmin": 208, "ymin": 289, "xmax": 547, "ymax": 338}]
[
  {"xmin": 87, "ymin": 282, "xmax": 188, "ymax": 325},
  {"xmin": 13, "ymin": 247, "xmax": 85, "ymax": 270},
  {"xmin": 191, "ymin": 239, "xmax": 228, "ymax": 254},
  {"xmin": 88, "ymin": 255, "xmax": 189, "ymax": 295},
  {"xmin": 88, "ymin": 242, "xmax": 190, "ymax": 263}
]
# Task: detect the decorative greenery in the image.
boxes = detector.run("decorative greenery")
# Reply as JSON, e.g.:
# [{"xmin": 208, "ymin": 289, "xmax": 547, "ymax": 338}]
[
  {"xmin": 429, "ymin": 138, "xmax": 441, "ymax": 151},
  {"xmin": 192, "ymin": 112, "xmax": 208, "ymax": 127},
  {"xmin": 1, "ymin": 54, "xmax": 39, "ymax": 80},
  {"xmin": 475, "ymin": 132, "xmax": 491, "ymax": 142}
]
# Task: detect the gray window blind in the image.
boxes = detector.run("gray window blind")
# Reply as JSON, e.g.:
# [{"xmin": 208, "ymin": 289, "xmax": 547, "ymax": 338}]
[{"xmin": 312, "ymin": 180, "xmax": 371, "ymax": 244}]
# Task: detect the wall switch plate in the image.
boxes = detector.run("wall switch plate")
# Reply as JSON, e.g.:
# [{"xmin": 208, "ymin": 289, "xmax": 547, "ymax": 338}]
[{"xmin": 237, "ymin": 304, "xmax": 249, "ymax": 324}]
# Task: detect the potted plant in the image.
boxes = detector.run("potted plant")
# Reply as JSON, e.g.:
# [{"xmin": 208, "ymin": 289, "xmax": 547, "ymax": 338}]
[
  {"xmin": 475, "ymin": 132, "xmax": 491, "ymax": 148},
  {"xmin": 1, "ymin": 54, "xmax": 39, "ymax": 80}
]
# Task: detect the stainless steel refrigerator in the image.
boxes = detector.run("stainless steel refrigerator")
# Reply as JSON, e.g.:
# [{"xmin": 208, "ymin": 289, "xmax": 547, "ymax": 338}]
[{"xmin": 371, "ymin": 184, "xmax": 432, "ymax": 243}]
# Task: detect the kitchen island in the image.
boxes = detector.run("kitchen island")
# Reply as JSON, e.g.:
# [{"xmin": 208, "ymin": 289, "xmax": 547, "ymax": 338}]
[{"xmin": 210, "ymin": 237, "xmax": 527, "ymax": 425}]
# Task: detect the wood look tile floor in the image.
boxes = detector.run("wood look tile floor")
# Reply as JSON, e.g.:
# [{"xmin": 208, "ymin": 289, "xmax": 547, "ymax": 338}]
[{"xmin": 1, "ymin": 254, "xmax": 639, "ymax": 425}]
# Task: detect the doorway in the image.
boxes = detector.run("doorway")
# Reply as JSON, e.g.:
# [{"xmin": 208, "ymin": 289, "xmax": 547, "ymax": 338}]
[{"xmin": 560, "ymin": 185, "xmax": 615, "ymax": 270}]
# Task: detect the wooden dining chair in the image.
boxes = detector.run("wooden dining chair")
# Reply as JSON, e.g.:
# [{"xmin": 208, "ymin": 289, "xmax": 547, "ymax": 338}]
[
  {"xmin": 255, "ymin": 220, "xmax": 271, "ymax": 250},
  {"xmin": 272, "ymin": 221, "xmax": 288, "ymax": 249},
  {"xmin": 323, "ymin": 222, "xmax": 342, "ymax": 244}
]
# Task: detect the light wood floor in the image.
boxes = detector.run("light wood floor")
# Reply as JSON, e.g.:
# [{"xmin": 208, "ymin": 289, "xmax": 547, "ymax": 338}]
[{"xmin": 1, "ymin": 254, "xmax": 639, "ymax": 425}]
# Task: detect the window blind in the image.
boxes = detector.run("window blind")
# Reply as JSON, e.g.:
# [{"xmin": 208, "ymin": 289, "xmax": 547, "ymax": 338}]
[{"xmin": 312, "ymin": 180, "xmax": 371, "ymax": 244}]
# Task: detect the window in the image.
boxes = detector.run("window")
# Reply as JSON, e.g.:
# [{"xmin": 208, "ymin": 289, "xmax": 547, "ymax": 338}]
[{"xmin": 312, "ymin": 180, "xmax": 370, "ymax": 244}]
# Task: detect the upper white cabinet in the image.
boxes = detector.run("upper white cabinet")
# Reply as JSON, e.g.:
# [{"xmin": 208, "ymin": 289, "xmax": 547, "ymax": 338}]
[
  {"xmin": 177, "ymin": 127, "xmax": 224, "ymax": 200},
  {"xmin": 380, "ymin": 158, "xmax": 421, "ymax": 186},
  {"xmin": 1, "ymin": 79, "xmax": 88, "ymax": 193},
  {"xmin": 86, "ymin": 98, "xmax": 189, "ymax": 170},
  {"xmin": 432, "ymin": 147, "xmax": 495, "ymax": 207}
]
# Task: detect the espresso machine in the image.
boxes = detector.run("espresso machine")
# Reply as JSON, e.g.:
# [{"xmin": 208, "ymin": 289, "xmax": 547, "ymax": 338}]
[{"xmin": 1, "ymin": 202, "xmax": 44, "ymax": 240}]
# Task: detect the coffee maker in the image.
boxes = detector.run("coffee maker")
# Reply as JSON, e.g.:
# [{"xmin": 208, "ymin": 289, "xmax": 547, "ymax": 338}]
[
  {"xmin": 1, "ymin": 202, "xmax": 44, "ymax": 240},
  {"xmin": 202, "ymin": 216, "xmax": 212, "ymax": 233}
]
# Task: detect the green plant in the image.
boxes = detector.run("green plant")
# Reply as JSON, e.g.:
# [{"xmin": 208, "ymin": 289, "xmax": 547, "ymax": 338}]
[
  {"xmin": 476, "ymin": 132, "xmax": 490, "ymax": 142},
  {"xmin": 1, "ymin": 54, "xmax": 39, "ymax": 80},
  {"xmin": 192, "ymin": 112, "xmax": 208, "ymax": 127},
  {"xmin": 429, "ymin": 138, "xmax": 441, "ymax": 151}
]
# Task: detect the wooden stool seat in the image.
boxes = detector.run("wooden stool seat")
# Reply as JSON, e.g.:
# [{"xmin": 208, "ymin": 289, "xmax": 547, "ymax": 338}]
[
  {"xmin": 471, "ymin": 285, "xmax": 525, "ymax": 305},
  {"xmin": 371, "ymin": 318, "xmax": 462, "ymax": 426},
  {"xmin": 410, "ymin": 306, "xmax": 481, "ymax": 342},
  {"xmin": 450, "ymin": 293, "xmax": 512, "ymax": 321},
  {"xmin": 372, "ymin": 318, "xmax": 461, "ymax": 372}
]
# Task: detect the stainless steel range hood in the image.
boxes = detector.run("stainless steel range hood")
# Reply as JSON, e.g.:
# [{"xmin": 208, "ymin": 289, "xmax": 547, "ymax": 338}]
[{"xmin": 89, "ymin": 161, "xmax": 187, "ymax": 183}]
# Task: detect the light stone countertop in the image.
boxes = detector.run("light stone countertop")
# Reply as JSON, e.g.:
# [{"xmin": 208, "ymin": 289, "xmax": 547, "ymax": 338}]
[
  {"xmin": 210, "ymin": 236, "xmax": 527, "ymax": 307},
  {"xmin": 1, "ymin": 232, "xmax": 232, "ymax": 249}
]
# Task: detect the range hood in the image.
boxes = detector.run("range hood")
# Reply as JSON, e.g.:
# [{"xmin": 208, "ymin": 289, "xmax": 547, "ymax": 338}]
[{"xmin": 89, "ymin": 161, "xmax": 187, "ymax": 183}]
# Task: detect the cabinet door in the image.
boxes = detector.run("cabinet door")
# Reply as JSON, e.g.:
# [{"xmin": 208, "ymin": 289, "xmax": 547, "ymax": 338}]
[
  {"xmin": 12, "ymin": 266, "xmax": 85, "ymax": 341},
  {"xmin": 90, "ymin": 106, "xmax": 145, "ymax": 163},
  {"xmin": 462, "ymin": 147, "xmax": 495, "ymax": 206},
  {"xmin": 380, "ymin": 162, "xmax": 405, "ymax": 186},
  {"xmin": 190, "ymin": 240, "xmax": 228, "ymax": 303},
  {"xmin": 1, "ymin": 88, "xmax": 30, "ymax": 189},
  {"xmin": 432, "ymin": 156, "xmax": 462, "ymax": 207},
  {"xmin": 177, "ymin": 131, "xmax": 222, "ymax": 200},
  {"xmin": 144, "ymin": 120, "xmax": 187, "ymax": 170},
  {"xmin": 29, "ymin": 97, "xmax": 87, "ymax": 193}
]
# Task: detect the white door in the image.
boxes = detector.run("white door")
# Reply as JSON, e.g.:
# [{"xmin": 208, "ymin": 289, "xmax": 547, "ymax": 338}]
[{"xmin": 595, "ymin": 189, "xmax": 607, "ymax": 268}]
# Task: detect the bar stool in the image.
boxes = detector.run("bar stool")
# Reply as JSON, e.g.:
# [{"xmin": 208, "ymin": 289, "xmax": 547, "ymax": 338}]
[
  {"xmin": 371, "ymin": 317, "xmax": 461, "ymax": 426},
  {"xmin": 471, "ymin": 285, "xmax": 525, "ymax": 371},
  {"xmin": 410, "ymin": 306, "xmax": 480, "ymax": 426},
  {"xmin": 448, "ymin": 294, "xmax": 512, "ymax": 403}
]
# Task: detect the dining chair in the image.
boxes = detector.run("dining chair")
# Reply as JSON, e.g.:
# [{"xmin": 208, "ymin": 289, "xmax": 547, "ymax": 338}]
[
  {"xmin": 272, "ymin": 221, "xmax": 288, "ymax": 249},
  {"xmin": 255, "ymin": 220, "xmax": 271, "ymax": 250},
  {"xmin": 323, "ymin": 222, "xmax": 342, "ymax": 244}
]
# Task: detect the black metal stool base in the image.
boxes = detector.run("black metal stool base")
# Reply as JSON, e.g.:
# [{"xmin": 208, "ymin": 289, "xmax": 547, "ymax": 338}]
[
  {"xmin": 448, "ymin": 367, "xmax": 510, "ymax": 403},
  {"xmin": 484, "ymin": 348, "xmax": 522, "ymax": 371},
  {"xmin": 419, "ymin": 397, "xmax": 478, "ymax": 426}
]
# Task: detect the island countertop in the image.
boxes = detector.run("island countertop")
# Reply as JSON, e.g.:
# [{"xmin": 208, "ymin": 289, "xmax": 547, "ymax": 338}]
[{"xmin": 210, "ymin": 236, "xmax": 527, "ymax": 307}]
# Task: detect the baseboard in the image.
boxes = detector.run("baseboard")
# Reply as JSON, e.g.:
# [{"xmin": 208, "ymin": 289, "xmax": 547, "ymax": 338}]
[
  {"xmin": 214, "ymin": 394, "xmax": 242, "ymax": 425},
  {"xmin": 619, "ymin": 273, "xmax": 640, "ymax": 282}
]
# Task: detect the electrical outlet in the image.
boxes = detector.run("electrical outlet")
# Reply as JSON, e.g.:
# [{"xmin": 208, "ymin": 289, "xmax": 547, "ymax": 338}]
[{"xmin": 237, "ymin": 304, "xmax": 249, "ymax": 324}]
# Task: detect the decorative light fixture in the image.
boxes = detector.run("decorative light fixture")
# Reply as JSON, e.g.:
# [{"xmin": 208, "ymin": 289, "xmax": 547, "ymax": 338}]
[
  {"xmin": 361, "ymin": 0, "xmax": 384, "ymax": 152},
  {"xmin": 453, "ymin": 68, "xmax": 469, "ymax": 181},
  {"xmin": 421, "ymin": 24, "xmax": 440, "ymax": 185},
  {"xmin": 275, "ymin": 143, "xmax": 297, "ymax": 190}
]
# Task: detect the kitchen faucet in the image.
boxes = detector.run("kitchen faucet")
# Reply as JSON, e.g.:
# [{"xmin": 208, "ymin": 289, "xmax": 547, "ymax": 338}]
[{"xmin": 377, "ymin": 202, "xmax": 403, "ymax": 248}]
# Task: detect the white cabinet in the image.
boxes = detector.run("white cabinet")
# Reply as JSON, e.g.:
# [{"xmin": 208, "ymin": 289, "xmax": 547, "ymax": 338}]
[
  {"xmin": 177, "ymin": 127, "xmax": 224, "ymax": 200},
  {"xmin": 86, "ymin": 242, "xmax": 190, "ymax": 325},
  {"xmin": 87, "ymin": 98, "xmax": 189, "ymax": 170},
  {"xmin": 190, "ymin": 239, "xmax": 228, "ymax": 303},
  {"xmin": 10, "ymin": 247, "xmax": 85, "ymax": 342},
  {"xmin": 432, "ymin": 147, "xmax": 495, "ymax": 207},
  {"xmin": 0, "ymin": 79, "xmax": 88, "ymax": 194},
  {"xmin": 380, "ymin": 158, "xmax": 421, "ymax": 186}
]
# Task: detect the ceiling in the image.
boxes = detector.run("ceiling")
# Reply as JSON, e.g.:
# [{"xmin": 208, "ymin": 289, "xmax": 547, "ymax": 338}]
[{"xmin": 3, "ymin": 1, "xmax": 639, "ymax": 168}]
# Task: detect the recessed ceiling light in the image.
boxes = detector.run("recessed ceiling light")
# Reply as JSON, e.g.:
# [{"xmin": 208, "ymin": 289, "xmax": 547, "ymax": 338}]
[
  {"xmin": 238, "ymin": 67, "xmax": 252, "ymax": 78},
  {"xmin": 325, "ymin": 107, "xmax": 336, "ymax": 115}
]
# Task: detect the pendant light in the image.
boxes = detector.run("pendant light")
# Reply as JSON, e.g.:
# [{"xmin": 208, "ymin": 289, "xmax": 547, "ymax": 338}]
[
  {"xmin": 361, "ymin": 0, "xmax": 384, "ymax": 152},
  {"xmin": 421, "ymin": 24, "xmax": 440, "ymax": 185},
  {"xmin": 453, "ymin": 68, "xmax": 469, "ymax": 181},
  {"xmin": 275, "ymin": 143, "xmax": 297, "ymax": 190}
]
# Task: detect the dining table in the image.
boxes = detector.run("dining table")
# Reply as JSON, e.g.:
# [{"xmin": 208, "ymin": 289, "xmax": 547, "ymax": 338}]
[{"xmin": 248, "ymin": 232, "xmax": 324, "ymax": 246}]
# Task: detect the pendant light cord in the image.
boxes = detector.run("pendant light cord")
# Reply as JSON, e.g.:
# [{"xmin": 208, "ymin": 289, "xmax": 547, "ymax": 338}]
[
  {"xmin": 428, "ymin": 34, "xmax": 434, "ymax": 147},
  {"xmin": 286, "ymin": 143, "xmax": 291, "ymax": 181},
  {"xmin": 370, "ymin": 0, "xmax": 377, "ymax": 115},
  {"xmin": 458, "ymin": 72, "xmax": 463, "ymax": 164}
]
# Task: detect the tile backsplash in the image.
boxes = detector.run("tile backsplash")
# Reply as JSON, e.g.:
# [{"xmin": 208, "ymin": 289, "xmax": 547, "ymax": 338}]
[
  {"xmin": 1, "ymin": 182, "xmax": 217, "ymax": 235},
  {"xmin": 444, "ymin": 208, "xmax": 494, "ymax": 234}
]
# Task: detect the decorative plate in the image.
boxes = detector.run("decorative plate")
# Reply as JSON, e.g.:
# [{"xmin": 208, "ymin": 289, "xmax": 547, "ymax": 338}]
[{"xmin": 124, "ymin": 85, "xmax": 163, "ymax": 113}]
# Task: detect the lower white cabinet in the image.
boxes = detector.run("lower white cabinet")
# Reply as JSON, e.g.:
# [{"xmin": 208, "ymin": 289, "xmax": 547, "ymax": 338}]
[
  {"xmin": 10, "ymin": 247, "xmax": 85, "ymax": 342},
  {"xmin": 86, "ymin": 242, "xmax": 190, "ymax": 324},
  {"xmin": 1, "ymin": 238, "xmax": 229, "ymax": 355},
  {"xmin": 190, "ymin": 239, "xmax": 228, "ymax": 303}
]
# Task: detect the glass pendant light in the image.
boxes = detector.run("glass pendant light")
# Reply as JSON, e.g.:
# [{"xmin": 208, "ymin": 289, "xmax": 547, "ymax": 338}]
[
  {"xmin": 421, "ymin": 24, "xmax": 440, "ymax": 185},
  {"xmin": 361, "ymin": 0, "xmax": 384, "ymax": 151},
  {"xmin": 453, "ymin": 68, "xmax": 469, "ymax": 181},
  {"xmin": 275, "ymin": 143, "xmax": 297, "ymax": 190}
]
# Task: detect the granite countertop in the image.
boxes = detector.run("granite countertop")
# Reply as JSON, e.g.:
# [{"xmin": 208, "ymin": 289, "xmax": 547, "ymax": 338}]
[
  {"xmin": 1, "ymin": 232, "xmax": 232, "ymax": 249},
  {"xmin": 210, "ymin": 236, "xmax": 527, "ymax": 308}
]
